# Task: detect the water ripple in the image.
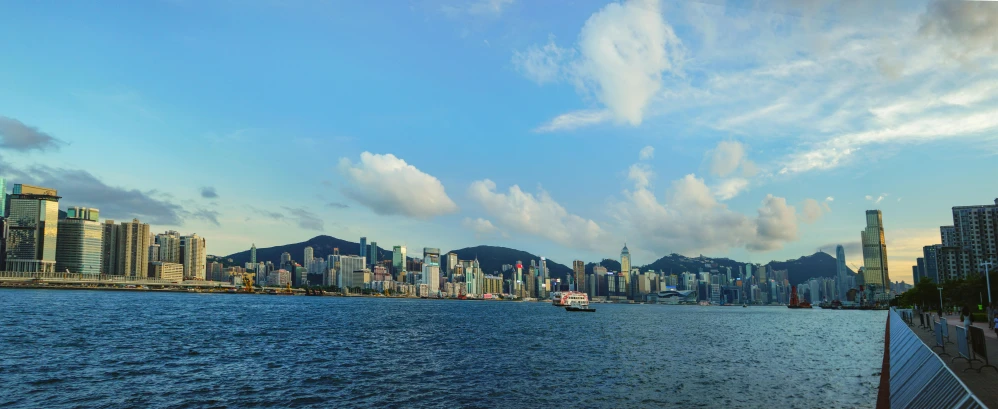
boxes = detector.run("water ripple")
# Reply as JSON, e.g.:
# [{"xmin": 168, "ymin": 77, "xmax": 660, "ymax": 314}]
[{"xmin": 0, "ymin": 289, "xmax": 884, "ymax": 408}]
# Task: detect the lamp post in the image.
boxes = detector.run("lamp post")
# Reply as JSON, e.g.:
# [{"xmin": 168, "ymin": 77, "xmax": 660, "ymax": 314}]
[
  {"xmin": 982, "ymin": 260, "xmax": 994, "ymax": 308},
  {"xmin": 938, "ymin": 286, "xmax": 944, "ymax": 314}
]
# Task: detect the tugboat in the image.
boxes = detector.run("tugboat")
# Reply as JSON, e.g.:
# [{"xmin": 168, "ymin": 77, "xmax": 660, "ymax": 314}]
[{"xmin": 787, "ymin": 286, "xmax": 812, "ymax": 309}]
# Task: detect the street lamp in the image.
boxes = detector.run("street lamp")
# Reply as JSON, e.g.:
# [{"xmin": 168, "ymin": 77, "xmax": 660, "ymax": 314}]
[
  {"xmin": 938, "ymin": 286, "xmax": 944, "ymax": 314},
  {"xmin": 982, "ymin": 260, "xmax": 994, "ymax": 309}
]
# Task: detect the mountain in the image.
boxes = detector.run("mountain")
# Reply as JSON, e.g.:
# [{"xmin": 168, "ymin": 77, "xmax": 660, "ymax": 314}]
[
  {"xmin": 445, "ymin": 245, "xmax": 573, "ymax": 281},
  {"xmin": 765, "ymin": 252, "xmax": 856, "ymax": 285},
  {"xmin": 221, "ymin": 235, "xmax": 393, "ymax": 267},
  {"xmin": 221, "ymin": 235, "xmax": 854, "ymax": 285}
]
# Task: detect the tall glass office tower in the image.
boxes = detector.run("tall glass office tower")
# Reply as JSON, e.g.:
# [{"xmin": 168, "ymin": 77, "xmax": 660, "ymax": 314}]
[
  {"xmin": 55, "ymin": 206, "xmax": 102, "ymax": 275},
  {"xmin": 5, "ymin": 184, "xmax": 60, "ymax": 272},
  {"xmin": 861, "ymin": 210, "xmax": 890, "ymax": 300}
]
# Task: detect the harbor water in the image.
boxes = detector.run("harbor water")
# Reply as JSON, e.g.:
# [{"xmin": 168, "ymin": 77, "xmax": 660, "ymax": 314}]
[{"xmin": 0, "ymin": 289, "xmax": 885, "ymax": 408}]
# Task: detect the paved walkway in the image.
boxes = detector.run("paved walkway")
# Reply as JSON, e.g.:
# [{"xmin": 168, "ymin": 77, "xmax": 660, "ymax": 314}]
[{"xmin": 907, "ymin": 313, "xmax": 998, "ymax": 408}]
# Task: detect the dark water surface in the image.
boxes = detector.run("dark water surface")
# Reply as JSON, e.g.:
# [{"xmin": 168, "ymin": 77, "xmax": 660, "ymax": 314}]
[{"xmin": 0, "ymin": 289, "xmax": 885, "ymax": 408}]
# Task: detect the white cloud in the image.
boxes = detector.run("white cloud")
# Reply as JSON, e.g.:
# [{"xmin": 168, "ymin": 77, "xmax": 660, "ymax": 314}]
[
  {"xmin": 639, "ymin": 145, "xmax": 655, "ymax": 160},
  {"xmin": 516, "ymin": 0, "xmax": 684, "ymax": 130},
  {"xmin": 462, "ymin": 217, "xmax": 499, "ymax": 235},
  {"xmin": 533, "ymin": 109, "xmax": 612, "ymax": 132},
  {"xmin": 339, "ymin": 152, "xmax": 459, "ymax": 219},
  {"xmin": 468, "ymin": 179, "xmax": 607, "ymax": 250},
  {"xmin": 825, "ymin": 196, "xmax": 835, "ymax": 202},
  {"xmin": 512, "ymin": 35, "xmax": 572, "ymax": 85},
  {"xmin": 707, "ymin": 140, "xmax": 747, "ymax": 177},
  {"xmin": 864, "ymin": 193, "xmax": 888, "ymax": 205},
  {"xmin": 712, "ymin": 178, "xmax": 749, "ymax": 201},
  {"xmin": 612, "ymin": 170, "xmax": 801, "ymax": 255},
  {"xmin": 628, "ymin": 163, "xmax": 654, "ymax": 190},
  {"xmin": 801, "ymin": 198, "xmax": 830, "ymax": 223}
]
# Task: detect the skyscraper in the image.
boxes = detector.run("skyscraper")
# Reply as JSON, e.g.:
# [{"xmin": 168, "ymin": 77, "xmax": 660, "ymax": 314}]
[
  {"xmin": 0, "ymin": 177, "xmax": 6, "ymax": 217},
  {"xmin": 835, "ymin": 245, "xmax": 847, "ymax": 300},
  {"xmin": 304, "ymin": 246, "xmax": 314, "ymax": 272},
  {"xmin": 55, "ymin": 206, "xmax": 102, "ymax": 275},
  {"xmin": 392, "ymin": 245, "xmax": 407, "ymax": 276},
  {"xmin": 940, "ymin": 225, "xmax": 958, "ymax": 247},
  {"xmin": 861, "ymin": 210, "xmax": 890, "ymax": 300},
  {"xmin": 101, "ymin": 220, "xmax": 118, "ymax": 275},
  {"xmin": 620, "ymin": 244, "xmax": 631, "ymax": 298},
  {"xmin": 4, "ymin": 184, "xmax": 60, "ymax": 272},
  {"xmin": 117, "ymin": 219, "xmax": 151, "ymax": 279},
  {"xmin": 922, "ymin": 245, "xmax": 940, "ymax": 282},
  {"xmin": 369, "ymin": 241, "xmax": 378, "ymax": 267},
  {"xmin": 180, "ymin": 233, "xmax": 206, "ymax": 280},
  {"xmin": 573, "ymin": 260, "xmax": 585, "ymax": 292},
  {"xmin": 359, "ymin": 237, "xmax": 367, "ymax": 260},
  {"xmin": 250, "ymin": 243, "xmax": 257, "ymax": 264}
]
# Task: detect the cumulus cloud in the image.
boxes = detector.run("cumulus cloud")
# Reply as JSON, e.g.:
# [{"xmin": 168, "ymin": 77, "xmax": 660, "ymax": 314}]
[
  {"xmin": 339, "ymin": 152, "xmax": 459, "ymax": 219},
  {"xmin": 826, "ymin": 196, "xmax": 835, "ymax": 202},
  {"xmin": 612, "ymin": 170, "xmax": 801, "ymax": 254},
  {"xmin": 706, "ymin": 141, "xmax": 753, "ymax": 177},
  {"xmin": 628, "ymin": 163, "xmax": 654, "ymax": 190},
  {"xmin": 801, "ymin": 198, "xmax": 829, "ymax": 223},
  {"xmin": 468, "ymin": 179, "xmax": 607, "ymax": 249},
  {"xmin": 712, "ymin": 178, "xmax": 749, "ymax": 201},
  {"xmin": 639, "ymin": 145, "xmax": 655, "ymax": 160},
  {"xmin": 516, "ymin": 0, "xmax": 684, "ymax": 130},
  {"xmin": 0, "ymin": 115, "xmax": 61, "ymax": 151},
  {"xmin": 462, "ymin": 217, "xmax": 499, "ymax": 236},
  {"xmin": 200, "ymin": 186, "xmax": 218, "ymax": 199}
]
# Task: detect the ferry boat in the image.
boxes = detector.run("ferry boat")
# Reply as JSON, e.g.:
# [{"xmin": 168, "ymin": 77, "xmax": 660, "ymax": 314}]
[
  {"xmin": 561, "ymin": 293, "xmax": 594, "ymax": 312},
  {"xmin": 552, "ymin": 291, "xmax": 589, "ymax": 307}
]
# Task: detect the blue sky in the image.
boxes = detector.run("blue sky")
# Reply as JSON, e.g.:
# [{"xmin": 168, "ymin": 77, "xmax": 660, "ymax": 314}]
[{"xmin": 2, "ymin": 0, "xmax": 997, "ymax": 282}]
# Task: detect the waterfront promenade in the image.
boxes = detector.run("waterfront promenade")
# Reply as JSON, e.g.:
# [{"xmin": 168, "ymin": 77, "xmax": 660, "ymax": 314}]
[{"xmin": 909, "ymin": 314, "xmax": 998, "ymax": 408}]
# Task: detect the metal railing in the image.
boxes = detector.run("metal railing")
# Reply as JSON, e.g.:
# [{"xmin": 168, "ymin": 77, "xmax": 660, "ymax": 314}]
[{"xmin": 888, "ymin": 309, "xmax": 986, "ymax": 408}]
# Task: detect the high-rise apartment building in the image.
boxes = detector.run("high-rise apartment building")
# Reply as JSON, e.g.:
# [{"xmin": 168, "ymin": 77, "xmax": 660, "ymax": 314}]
[
  {"xmin": 923, "ymin": 245, "xmax": 940, "ymax": 283},
  {"xmin": 155, "ymin": 231, "xmax": 181, "ymax": 263},
  {"xmin": 180, "ymin": 233, "xmax": 206, "ymax": 280},
  {"xmin": 860, "ymin": 210, "xmax": 890, "ymax": 299},
  {"xmin": 573, "ymin": 260, "xmax": 585, "ymax": 292},
  {"xmin": 117, "ymin": 219, "xmax": 151, "ymax": 278},
  {"xmin": 4, "ymin": 184, "xmax": 60, "ymax": 272},
  {"xmin": 304, "ymin": 246, "xmax": 314, "ymax": 272},
  {"xmin": 250, "ymin": 243, "xmax": 257, "ymax": 264},
  {"xmin": 55, "ymin": 206, "xmax": 102, "ymax": 275},
  {"xmin": 951, "ymin": 199, "xmax": 998, "ymax": 275},
  {"xmin": 940, "ymin": 225, "xmax": 958, "ymax": 247}
]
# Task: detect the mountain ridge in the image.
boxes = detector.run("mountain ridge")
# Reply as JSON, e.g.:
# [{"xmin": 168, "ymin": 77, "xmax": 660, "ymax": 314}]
[{"xmin": 220, "ymin": 235, "xmax": 853, "ymax": 285}]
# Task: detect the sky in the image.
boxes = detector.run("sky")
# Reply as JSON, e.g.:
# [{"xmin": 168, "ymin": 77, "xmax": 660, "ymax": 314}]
[{"xmin": 2, "ymin": 0, "xmax": 997, "ymax": 283}]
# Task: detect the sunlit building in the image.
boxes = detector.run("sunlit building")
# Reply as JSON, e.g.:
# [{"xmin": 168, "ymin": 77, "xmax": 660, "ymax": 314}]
[
  {"xmin": 861, "ymin": 210, "xmax": 890, "ymax": 300},
  {"xmin": 4, "ymin": 184, "xmax": 60, "ymax": 272},
  {"xmin": 55, "ymin": 206, "xmax": 102, "ymax": 275}
]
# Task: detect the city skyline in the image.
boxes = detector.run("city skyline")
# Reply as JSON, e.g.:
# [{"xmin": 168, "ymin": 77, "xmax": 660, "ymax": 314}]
[{"xmin": 2, "ymin": 0, "xmax": 998, "ymax": 283}]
